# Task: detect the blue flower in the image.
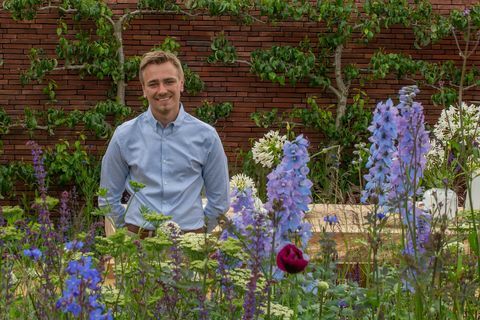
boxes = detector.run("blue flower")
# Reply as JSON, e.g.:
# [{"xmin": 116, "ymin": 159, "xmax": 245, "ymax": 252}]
[
  {"xmin": 23, "ymin": 248, "xmax": 43, "ymax": 261},
  {"xmin": 65, "ymin": 240, "xmax": 84, "ymax": 251},
  {"xmin": 57, "ymin": 255, "xmax": 111, "ymax": 318},
  {"xmin": 324, "ymin": 215, "xmax": 339, "ymax": 225},
  {"xmin": 266, "ymin": 135, "xmax": 313, "ymax": 249}
]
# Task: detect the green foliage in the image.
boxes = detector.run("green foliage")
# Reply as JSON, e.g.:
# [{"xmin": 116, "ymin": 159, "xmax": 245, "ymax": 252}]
[
  {"xmin": 20, "ymin": 48, "xmax": 57, "ymax": 85},
  {"xmin": 1, "ymin": 205, "xmax": 24, "ymax": 225},
  {"xmin": 44, "ymin": 137, "xmax": 92, "ymax": 186},
  {"xmin": 208, "ymin": 32, "xmax": 238, "ymax": 64},
  {"xmin": 186, "ymin": 0, "xmax": 254, "ymax": 22},
  {"xmin": 183, "ymin": 65, "xmax": 205, "ymax": 95},
  {"xmin": 0, "ymin": 162, "xmax": 35, "ymax": 199},
  {"xmin": 250, "ymin": 108, "xmax": 280, "ymax": 128},
  {"xmin": 0, "ymin": 108, "xmax": 12, "ymax": 135},
  {"xmin": 137, "ymin": 0, "xmax": 179, "ymax": 11},
  {"xmin": 257, "ymin": 0, "xmax": 311, "ymax": 21},
  {"xmin": 251, "ymin": 45, "xmax": 316, "ymax": 86},
  {"xmin": 195, "ymin": 101, "xmax": 233, "ymax": 125}
]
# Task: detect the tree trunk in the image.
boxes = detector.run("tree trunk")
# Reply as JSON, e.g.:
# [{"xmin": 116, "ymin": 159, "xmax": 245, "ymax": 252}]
[{"xmin": 114, "ymin": 19, "xmax": 126, "ymax": 105}]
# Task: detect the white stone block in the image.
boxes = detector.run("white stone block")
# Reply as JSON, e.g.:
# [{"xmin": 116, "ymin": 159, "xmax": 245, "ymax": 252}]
[
  {"xmin": 465, "ymin": 171, "xmax": 480, "ymax": 211},
  {"xmin": 423, "ymin": 188, "xmax": 458, "ymax": 219}
]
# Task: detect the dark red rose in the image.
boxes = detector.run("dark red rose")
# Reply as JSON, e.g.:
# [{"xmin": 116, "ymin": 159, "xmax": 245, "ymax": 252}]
[{"xmin": 276, "ymin": 244, "xmax": 309, "ymax": 274}]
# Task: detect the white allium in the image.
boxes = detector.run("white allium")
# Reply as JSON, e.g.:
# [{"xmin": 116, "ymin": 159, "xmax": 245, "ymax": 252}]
[
  {"xmin": 230, "ymin": 173, "xmax": 257, "ymax": 195},
  {"xmin": 427, "ymin": 102, "xmax": 480, "ymax": 167},
  {"xmin": 252, "ymin": 130, "xmax": 287, "ymax": 168}
]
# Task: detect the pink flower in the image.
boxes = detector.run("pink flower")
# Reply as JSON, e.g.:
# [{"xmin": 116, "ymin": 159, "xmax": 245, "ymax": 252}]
[{"xmin": 276, "ymin": 244, "xmax": 308, "ymax": 274}]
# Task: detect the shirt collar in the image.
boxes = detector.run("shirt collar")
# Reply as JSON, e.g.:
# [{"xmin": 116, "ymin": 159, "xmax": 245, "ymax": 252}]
[{"xmin": 145, "ymin": 103, "xmax": 186, "ymax": 130}]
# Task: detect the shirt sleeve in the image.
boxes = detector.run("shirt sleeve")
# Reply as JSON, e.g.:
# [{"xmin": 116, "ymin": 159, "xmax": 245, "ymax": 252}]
[
  {"xmin": 202, "ymin": 131, "xmax": 230, "ymax": 232},
  {"xmin": 98, "ymin": 130, "xmax": 129, "ymax": 228}
]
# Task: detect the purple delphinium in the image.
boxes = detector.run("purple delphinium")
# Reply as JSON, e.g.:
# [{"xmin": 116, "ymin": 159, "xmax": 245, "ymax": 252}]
[
  {"xmin": 56, "ymin": 255, "xmax": 112, "ymax": 319},
  {"xmin": 361, "ymin": 99, "xmax": 398, "ymax": 218},
  {"xmin": 265, "ymin": 135, "xmax": 313, "ymax": 249},
  {"xmin": 390, "ymin": 86, "xmax": 432, "ymax": 290},
  {"xmin": 223, "ymin": 187, "xmax": 273, "ymax": 258}
]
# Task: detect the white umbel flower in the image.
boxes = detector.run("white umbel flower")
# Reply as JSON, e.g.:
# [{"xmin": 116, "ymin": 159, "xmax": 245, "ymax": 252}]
[
  {"xmin": 427, "ymin": 102, "xmax": 480, "ymax": 167},
  {"xmin": 230, "ymin": 173, "xmax": 257, "ymax": 195},
  {"xmin": 252, "ymin": 130, "xmax": 287, "ymax": 168}
]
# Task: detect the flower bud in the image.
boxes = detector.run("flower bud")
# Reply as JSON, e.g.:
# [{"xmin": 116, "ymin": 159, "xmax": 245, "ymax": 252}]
[{"xmin": 318, "ymin": 281, "xmax": 329, "ymax": 292}]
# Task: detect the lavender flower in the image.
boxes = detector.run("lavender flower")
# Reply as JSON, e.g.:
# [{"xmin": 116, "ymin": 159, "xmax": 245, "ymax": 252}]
[
  {"xmin": 265, "ymin": 135, "xmax": 313, "ymax": 249},
  {"xmin": 27, "ymin": 141, "xmax": 47, "ymax": 200}
]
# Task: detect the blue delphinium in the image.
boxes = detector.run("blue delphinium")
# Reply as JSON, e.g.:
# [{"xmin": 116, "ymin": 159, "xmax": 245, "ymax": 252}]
[
  {"xmin": 224, "ymin": 186, "xmax": 272, "ymax": 258},
  {"xmin": 223, "ymin": 186, "xmax": 273, "ymax": 320},
  {"xmin": 361, "ymin": 99, "xmax": 398, "ymax": 217},
  {"xmin": 266, "ymin": 135, "xmax": 313, "ymax": 249},
  {"xmin": 56, "ymin": 255, "xmax": 112, "ymax": 319},
  {"xmin": 390, "ymin": 86, "xmax": 432, "ymax": 291},
  {"xmin": 389, "ymin": 86, "xmax": 430, "ymax": 202}
]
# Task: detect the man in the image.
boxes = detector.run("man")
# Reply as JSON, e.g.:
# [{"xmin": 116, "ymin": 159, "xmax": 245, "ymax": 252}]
[{"xmin": 98, "ymin": 50, "xmax": 230, "ymax": 237}]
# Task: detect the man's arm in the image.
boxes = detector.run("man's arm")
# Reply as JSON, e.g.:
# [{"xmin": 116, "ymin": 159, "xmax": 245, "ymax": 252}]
[
  {"xmin": 98, "ymin": 131, "xmax": 129, "ymax": 228},
  {"xmin": 202, "ymin": 131, "xmax": 230, "ymax": 232}
]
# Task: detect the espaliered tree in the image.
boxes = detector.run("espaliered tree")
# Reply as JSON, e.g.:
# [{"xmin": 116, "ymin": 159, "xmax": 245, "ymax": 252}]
[
  {"xmin": 2, "ymin": 0, "xmax": 205, "ymax": 105},
  {"xmin": 370, "ymin": 4, "xmax": 480, "ymax": 107},
  {"xmin": 2, "ymin": 0, "xmax": 233, "ymax": 139},
  {"xmin": 201, "ymin": 0, "xmax": 423, "ymax": 130}
]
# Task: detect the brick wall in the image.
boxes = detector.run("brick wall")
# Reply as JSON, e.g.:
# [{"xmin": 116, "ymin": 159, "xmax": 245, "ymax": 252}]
[{"xmin": 0, "ymin": 1, "xmax": 479, "ymax": 173}]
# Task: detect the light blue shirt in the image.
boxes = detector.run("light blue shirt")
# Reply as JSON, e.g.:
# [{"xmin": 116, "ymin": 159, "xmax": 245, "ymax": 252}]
[{"xmin": 98, "ymin": 105, "xmax": 230, "ymax": 231}]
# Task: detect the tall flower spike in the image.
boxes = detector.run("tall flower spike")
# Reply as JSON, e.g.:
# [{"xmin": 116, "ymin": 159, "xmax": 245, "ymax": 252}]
[
  {"xmin": 266, "ymin": 135, "xmax": 313, "ymax": 249},
  {"xmin": 361, "ymin": 99, "xmax": 398, "ymax": 217}
]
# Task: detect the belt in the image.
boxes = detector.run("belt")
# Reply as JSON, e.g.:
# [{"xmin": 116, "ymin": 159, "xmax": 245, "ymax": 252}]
[{"xmin": 126, "ymin": 223, "xmax": 206, "ymax": 239}]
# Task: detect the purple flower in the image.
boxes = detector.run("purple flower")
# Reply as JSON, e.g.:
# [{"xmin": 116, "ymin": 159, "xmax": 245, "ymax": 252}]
[
  {"xmin": 324, "ymin": 215, "xmax": 339, "ymax": 225},
  {"xmin": 276, "ymin": 243, "xmax": 309, "ymax": 274},
  {"xmin": 57, "ymin": 255, "xmax": 111, "ymax": 318},
  {"xmin": 65, "ymin": 240, "xmax": 84, "ymax": 251},
  {"xmin": 266, "ymin": 135, "xmax": 313, "ymax": 249},
  {"xmin": 23, "ymin": 248, "xmax": 43, "ymax": 261},
  {"xmin": 361, "ymin": 99, "xmax": 398, "ymax": 217}
]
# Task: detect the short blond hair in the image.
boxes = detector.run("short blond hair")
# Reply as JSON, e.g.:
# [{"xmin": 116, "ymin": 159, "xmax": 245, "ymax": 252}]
[{"xmin": 139, "ymin": 50, "xmax": 184, "ymax": 84}]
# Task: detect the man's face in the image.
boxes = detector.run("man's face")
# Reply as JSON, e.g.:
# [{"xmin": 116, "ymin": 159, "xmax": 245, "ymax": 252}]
[{"xmin": 141, "ymin": 61, "xmax": 184, "ymax": 123}]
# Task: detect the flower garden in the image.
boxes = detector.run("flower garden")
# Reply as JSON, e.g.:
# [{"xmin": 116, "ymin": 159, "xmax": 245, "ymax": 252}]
[
  {"xmin": 1, "ymin": 1, "xmax": 480, "ymax": 319},
  {"xmin": 1, "ymin": 85, "xmax": 480, "ymax": 319}
]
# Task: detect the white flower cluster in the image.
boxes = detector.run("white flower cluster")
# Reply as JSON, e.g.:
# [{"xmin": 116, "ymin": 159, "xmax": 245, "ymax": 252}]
[
  {"xmin": 261, "ymin": 303, "xmax": 294, "ymax": 320},
  {"xmin": 230, "ymin": 173, "xmax": 266, "ymax": 213},
  {"xmin": 428, "ymin": 102, "xmax": 480, "ymax": 166},
  {"xmin": 230, "ymin": 173, "xmax": 257, "ymax": 195},
  {"xmin": 252, "ymin": 130, "xmax": 287, "ymax": 168}
]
